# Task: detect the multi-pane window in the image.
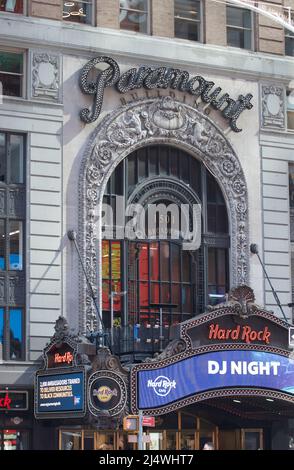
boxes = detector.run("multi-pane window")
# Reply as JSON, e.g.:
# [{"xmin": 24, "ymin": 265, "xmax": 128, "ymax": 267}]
[
  {"xmin": 0, "ymin": 0, "xmax": 23, "ymax": 14},
  {"xmin": 285, "ymin": 22, "xmax": 294, "ymax": 56},
  {"xmin": 120, "ymin": 0, "xmax": 149, "ymax": 34},
  {"xmin": 226, "ymin": 6, "xmax": 252, "ymax": 50},
  {"xmin": 63, "ymin": 1, "xmax": 93, "ymax": 24},
  {"xmin": 174, "ymin": 0, "xmax": 201, "ymax": 42},
  {"xmin": 0, "ymin": 132, "xmax": 25, "ymax": 361},
  {"xmin": 0, "ymin": 51, "xmax": 23, "ymax": 98},
  {"xmin": 102, "ymin": 146, "xmax": 230, "ymax": 329}
]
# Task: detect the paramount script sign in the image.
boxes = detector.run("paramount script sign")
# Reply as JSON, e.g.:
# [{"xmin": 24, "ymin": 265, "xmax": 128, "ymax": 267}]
[{"xmin": 79, "ymin": 56, "xmax": 253, "ymax": 132}]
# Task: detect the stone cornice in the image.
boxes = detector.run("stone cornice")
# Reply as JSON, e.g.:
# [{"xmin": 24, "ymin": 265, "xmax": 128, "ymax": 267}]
[{"xmin": 0, "ymin": 15, "xmax": 294, "ymax": 82}]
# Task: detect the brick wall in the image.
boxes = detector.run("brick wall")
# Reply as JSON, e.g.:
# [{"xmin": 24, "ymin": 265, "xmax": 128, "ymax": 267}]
[
  {"xmin": 151, "ymin": 0, "xmax": 174, "ymax": 38},
  {"xmin": 257, "ymin": 0, "xmax": 284, "ymax": 55},
  {"xmin": 30, "ymin": 0, "xmax": 61, "ymax": 21},
  {"xmin": 97, "ymin": 0, "xmax": 119, "ymax": 29},
  {"xmin": 205, "ymin": 0, "xmax": 226, "ymax": 46}
]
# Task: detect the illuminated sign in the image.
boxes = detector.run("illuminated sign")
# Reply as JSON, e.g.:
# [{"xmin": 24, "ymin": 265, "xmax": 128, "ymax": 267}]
[
  {"xmin": 35, "ymin": 369, "xmax": 86, "ymax": 419},
  {"xmin": 79, "ymin": 56, "xmax": 253, "ymax": 132},
  {"xmin": 208, "ymin": 323, "xmax": 271, "ymax": 344},
  {"xmin": 45, "ymin": 342, "xmax": 76, "ymax": 369},
  {"xmin": 137, "ymin": 350, "xmax": 294, "ymax": 410},
  {"xmin": 0, "ymin": 391, "xmax": 28, "ymax": 411}
]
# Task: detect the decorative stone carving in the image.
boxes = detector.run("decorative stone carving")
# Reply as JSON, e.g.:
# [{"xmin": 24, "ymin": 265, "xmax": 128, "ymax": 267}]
[
  {"xmin": 31, "ymin": 51, "xmax": 60, "ymax": 101},
  {"xmin": 261, "ymin": 84, "xmax": 285, "ymax": 129},
  {"xmin": 79, "ymin": 97, "xmax": 249, "ymax": 332}
]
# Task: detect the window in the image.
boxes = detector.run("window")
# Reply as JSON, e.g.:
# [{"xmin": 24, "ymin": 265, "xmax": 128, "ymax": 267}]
[
  {"xmin": 63, "ymin": 1, "xmax": 93, "ymax": 24},
  {"xmin": 120, "ymin": 0, "xmax": 149, "ymax": 34},
  {"xmin": 174, "ymin": 0, "xmax": 201, "ymax": 42},
  {"xmin": 102, "ymin": 146, "xmax": 230, "ymax": 329},
  {"xmin": 0, "ymin": 0, "xmax": 23, "ymax": 14},
  {"xmin": 0, "ymin": 132, "xmax": 25, "ymax": 361},
  {"xmin": 0, "ymin": 51, "xmax": 23, "ymax": 98},
  {"xmin": 285, "ymin": 23, "xmax": 294, "ymax": 56},
  {"xmin": 226, "ymin": 6, "xmax": 252, "ymax": 50}
]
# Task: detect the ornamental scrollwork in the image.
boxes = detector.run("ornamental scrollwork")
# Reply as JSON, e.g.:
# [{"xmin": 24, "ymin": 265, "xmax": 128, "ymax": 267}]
[{"xmin": 79, "ymin": 97, "xmax": 249, "ymax": 331}]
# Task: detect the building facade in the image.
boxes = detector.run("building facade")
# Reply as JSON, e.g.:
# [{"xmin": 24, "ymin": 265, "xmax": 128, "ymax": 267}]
[{"xmin": 0, "ymin": 0, "xmax": 294, "ymax": 450}]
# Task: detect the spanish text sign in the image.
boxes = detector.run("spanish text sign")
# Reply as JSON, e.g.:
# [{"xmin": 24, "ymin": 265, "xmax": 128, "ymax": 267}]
[
  {"xmin": 36, "ymin": 370, "xmax": 85, "ymax": 417},
  {"xmin": 137, "ymin": 350, "xmax": 294, "ymax": 409}
]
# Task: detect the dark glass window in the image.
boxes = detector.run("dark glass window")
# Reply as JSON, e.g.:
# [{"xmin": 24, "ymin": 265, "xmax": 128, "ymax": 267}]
[
  {"xmin": 175, "ymin": 0, "xmax": 201, "ymax": 42},
  {"xmin": 285, "ymin": 20, "xmax": 294, "ymax": 56},
  {"xmin": 101, "ymin": 145, "xmax": 230, "ymax": 331},
  {"xmin": 0, "ymin": 132, "xmax": 25, "ymax": 361},
  {"xmin": 0, "ymin": 51, "xmax": 23, "ymax": 97},
  {"xmin": 120, "ymin": 0, "xmax": 149, "ymax": 34},
  {"xmin": 63, "ymin": 1, "xmax": 93, "ymax": 24},
  {"xmin": 227, "ymin": 6, "xmax": 252, "ymax": 50},
  {"xmin": 0, "ymin": 0, "xmax": 23, "ymax": 14}
]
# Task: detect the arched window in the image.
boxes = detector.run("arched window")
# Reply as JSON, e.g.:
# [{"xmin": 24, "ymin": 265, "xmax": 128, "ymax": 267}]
[{"xmin": 101, "ymin": 145, "xmax": 229, "ymax": 329}]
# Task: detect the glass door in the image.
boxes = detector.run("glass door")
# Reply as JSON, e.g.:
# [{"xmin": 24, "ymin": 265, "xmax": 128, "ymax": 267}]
[
  {"xmin": 95, "ymin": 431, "xmax": 115, "ymax": 450},
  {"xmin": 241, "ymin": 429, "xmax": 263, "ymax": 450},
  {"xmin": 59, "ymin": 430, "xmax": 83, "ymax": 450}
]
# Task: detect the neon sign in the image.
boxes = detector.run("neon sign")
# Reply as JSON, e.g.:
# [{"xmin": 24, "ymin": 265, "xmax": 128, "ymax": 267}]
[{"xmin": 208, "ymin": 323, "xmax": 271, "ymax": 344}]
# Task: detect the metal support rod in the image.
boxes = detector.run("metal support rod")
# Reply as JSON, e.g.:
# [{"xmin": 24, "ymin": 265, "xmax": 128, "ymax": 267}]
[
  {"xmin": 250, "ymin": 243, "xmax": 288, "ymax": 323},
  {"xmin": 67, "ymin": 230, "xmax": 109, "ymax": 347},
  {"xmin": 138, "ymin": 410, "xmax": 143, "ymax": 451}
]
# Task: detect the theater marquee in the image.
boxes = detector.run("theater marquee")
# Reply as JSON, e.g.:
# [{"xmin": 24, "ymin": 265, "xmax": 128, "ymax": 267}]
[{"xmin": 130, "ymin": 286, "xmax": 294, "ymax": 415}]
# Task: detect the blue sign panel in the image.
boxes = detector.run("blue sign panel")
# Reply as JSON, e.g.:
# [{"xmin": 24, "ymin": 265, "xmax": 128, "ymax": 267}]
[
  {"xmin": 36, "ymin": 370, "xmax": 85, "ymax": 416},
  {"xmin": 138, "ymin": 350, "xmax": 294, "ymax": 410}
]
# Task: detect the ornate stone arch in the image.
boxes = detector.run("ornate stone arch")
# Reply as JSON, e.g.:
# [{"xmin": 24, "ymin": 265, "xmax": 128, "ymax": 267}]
[{"xmin": 79, "ymin": 96, "xmax": 249, "ymax": 333}]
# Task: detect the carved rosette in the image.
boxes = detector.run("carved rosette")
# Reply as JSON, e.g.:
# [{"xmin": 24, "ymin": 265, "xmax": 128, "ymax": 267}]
[
  {"xmin": 261, "ymin": 84, "xmax": 285, "ymax": 129},
  {"xmin": 31, "ymin": 51, "xmax": 60, "ymax": 101},
  {"xmin": 79, "ymin": 97, "xmax": 249, "ymax": 331}
]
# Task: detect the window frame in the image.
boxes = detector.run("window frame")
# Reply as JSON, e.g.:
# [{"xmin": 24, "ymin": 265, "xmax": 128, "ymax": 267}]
[
  {"xmin": 226, "ymin": 5, "xmax": 254, "ymax": 51},
  {"xmin": 119, "ymin": 0, "xmax": 151, "ymax": 35},
  {"xmin": 0, "ymin": 131, "xmax": 25, "ymax": 362},
  {"xmin": 0, "ymin": 0, "xmax": 26, "ymax": 16},
  {"xmin": 0, "ymin": 48, "xmax": 25, "ymax": 99},
  {"xmin": 285, "ymin": 17, "xmax": 294, "ymax": 57},
  {"xmin": 62, "ymin": 0, "xmax": 95, "ymax": 26},
  {"xmin": 174, "ymin": 0, "xmax": 203, "ymax": 43}
]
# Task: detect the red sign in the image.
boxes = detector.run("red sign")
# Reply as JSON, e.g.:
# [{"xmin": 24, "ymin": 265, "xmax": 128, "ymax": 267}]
[
  {"xmin": 142, "ymin": 416, "xmax": 155, "ymax": 427},
  {"xmin": 208, "ymin": 323, "xmax": 271, "ymax": 344},
  {"xmin": 0, "ymin": 393, "xmax": 12, "ymax": 410},
  {"xmin": 54, "ymin": 352, "xmax": 73, "ymax": 365}
]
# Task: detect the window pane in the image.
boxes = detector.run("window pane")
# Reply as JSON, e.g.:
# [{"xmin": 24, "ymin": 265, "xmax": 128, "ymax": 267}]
[
  {"xmin": 182, "ymin": 286, "xmax": 192, "ymax": 313},
  {"xmin": 171, "ymin": 284, "xmax": 180, "ymax": 311},
  {"xmin": 0, "ymin": 0, "xmax": 23, "ymax": 13},
  {"xmin": 182, "ymin": 251, "xmax": 190, "ymax": 282},
  {"xmin": 138, "ymin": 151, "xmax": 147, "ymax": 181},
  {"xmin": 0, "ymin": 133, "xmax": 6, "ymax": 182},
  {"xmin": 0, "ymin": 72, "xmax": 22, "ymax": 97},
  {"xmin": 9, "ymin": 221, "xmax": 22, "ymax": 270},
  {"xmin": 149, "ymin": 151, "xmax": 158, "ymax": 176},
  {"xmin": 128, "ymin": 154, "xmax": 136, "ymax": 188},
  {"xmin": 139, "ymin": 282, "xmax": 149, "ymax": 306},
  {"xmin": 139, "ymin": 243, "xmax": 148, "ymax": 280},
  {"xmin": 102, "ymin": 240, "xmax": 110, "ymax": 278},
  {"xmin": 159, "ymin": 147, "xmax": 168, "ymax": 175},
  {"xmin": 10, "ymin": 135, "xmax": 24, "ymax": 184},
  {"xmin": 111, "ymin": 281, "xmax": 122, "ymax": 311},
  {"xmin": 175, "ymin": 19, "xmax": 200, "ymax": 42},
  {"xmin": 171, "ymin": 244, "xmax": 180, "ymax": 282},
  {"xmin": 111, "ymin": 241, "xmax": 121, "ymax": 280},
  {"xmin": 0, "ymin": 220, "xmax": 5, "ymax": 270},
  {"xmin": 102, "ymin": 280, "xmax": 110, "ymax": 310},
  {"xmin": 208, "ymin": 248, "xmax": 216, "ymax": 284},
  {"xmin": 120, "ymin": 0, "xmax": 148, "ymax": 33},
  {"xmin": 0, "ymin": 52, "xmax": 22, "ymax": 74},
  {"xmin": 151, "ymin": 282, "xmax": 159, "ymax": 304},
  {"xmin": 217, "ymin": 249, "xmax": 226, "ymax": 285},
  {"xmin": 160, "ymin": 242, "xmax": 170, "ymax": 281},
  {"xmin": 175, "ymin": 0, "xmax": 201, "ymax": 41},
  {"xmin": 161, "ymin": 283, "xmax": 170, "ymax": 303},
  {"xmin": 286, "ymin": 37, "xmax": 294, "ymax": 56},
  {"xmin": 63, "ymin": 1, "xmax": 92, "ymax": 24},
  {"xmin": 9, "ymin": 308, "xmax": 22, "ymax": 360},
  {"xmin": 0, "ymin": 307, "xmax": 3, "ymax": 345},
  {"xmin": 175, "ymin": 0, "xmax": 200, "ymax": 20},
  {"xmin": 150, "ymin": 242, "xmax": 159, "ymax": 280}
]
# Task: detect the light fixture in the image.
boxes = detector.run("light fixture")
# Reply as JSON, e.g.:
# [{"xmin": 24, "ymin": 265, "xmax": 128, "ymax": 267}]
[
  {"xmin": 266, "ymin": 398, "xmax": 274, "ymax": 402},
  {"xmin": 233, "ymin": 399, "xmax": 241, "ymax": 403}
]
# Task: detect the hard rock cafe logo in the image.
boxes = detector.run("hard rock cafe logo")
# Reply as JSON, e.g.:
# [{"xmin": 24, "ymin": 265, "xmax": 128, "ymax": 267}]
[
  {"xmin": 208, "ymin": 323, "xmax": 271, "ymax": 344},
  {"xmin": 54, "ymin": 352, "xmax": 73, "ymax": 365},
  {"xmin": 147, "ymin": 376, "xmax": 176, "ymax": 397},
  {"xmin": 0, "ymin": 393, "xmax": 12, "ymax": 410},
  {"xmin": 93, "ymin": 386, "xmax": 118, "ymax": 403}
]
